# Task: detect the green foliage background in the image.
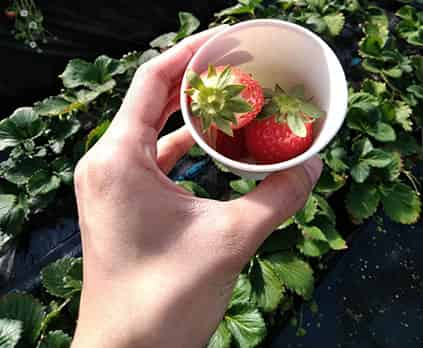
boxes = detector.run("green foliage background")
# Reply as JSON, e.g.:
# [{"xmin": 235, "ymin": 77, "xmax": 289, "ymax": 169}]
[{"xmin": 0, "ymin": 1, "xmax": 422, "ymax": 347}]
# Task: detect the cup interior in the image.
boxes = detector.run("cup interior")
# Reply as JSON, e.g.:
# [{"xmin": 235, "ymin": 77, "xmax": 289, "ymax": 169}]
[{"xmin": 181, "ymin": 20, "xmax": 347, "ymax": 174}]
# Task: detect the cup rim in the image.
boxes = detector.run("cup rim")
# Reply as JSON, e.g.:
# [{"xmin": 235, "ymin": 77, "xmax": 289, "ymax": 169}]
[{"xmin": 180, "ymin": 19, "xmax": 348, "ymax": 173}]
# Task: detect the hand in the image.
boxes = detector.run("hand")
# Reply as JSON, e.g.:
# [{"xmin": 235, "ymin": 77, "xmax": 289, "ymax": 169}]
[{"xmin": 71, "ymin": 26, "xmax": 323, "ymax": 348}]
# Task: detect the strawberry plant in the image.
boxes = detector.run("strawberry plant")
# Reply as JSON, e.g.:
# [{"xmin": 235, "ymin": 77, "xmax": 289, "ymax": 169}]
[
  {"xmin": 0, "ymin": 258, "xmax": 82, "ymax": 348},
  {"xmin": 0, "ymin": 2, "xmax": 422, "ymax": 348},
  {"xmin": 5, "ymin": 0, "xmax": 48, "ymax": 50}
]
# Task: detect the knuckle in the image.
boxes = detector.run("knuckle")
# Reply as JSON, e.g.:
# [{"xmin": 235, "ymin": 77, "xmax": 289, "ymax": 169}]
[
  {"xmin": 214, "ymin": 209, "xmax": 250, "ymax": 272},
  {"xmin": 135, "ymin": 61, "xmax": 166, "ymax": 86},
  {"xmin": 73, "ymin": 157, "xmax": 88, "ymax": 194},
  {"xmin": 285, "ymin": 167, "xmax": 313, "ymax": 208},
  {"xmin": 73, "ymin": 145, "xmax": 122, "ymax": 196}
]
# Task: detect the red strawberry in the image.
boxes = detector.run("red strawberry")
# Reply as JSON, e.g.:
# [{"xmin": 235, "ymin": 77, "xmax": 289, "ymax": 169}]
[
  {"xmin": 185, "ymin": 64, "xmax": 264, "ymax": 137},
  {"xmin": 245, "ymin": 84, "xmax": 324, "ymax": 164},
  {"xmin": 216, "ymin": 128, "xmax": 246, "ymax": 161},
  {"xmin": 246, "ymin": 117, "xmax": 314, "ymax": 163}
]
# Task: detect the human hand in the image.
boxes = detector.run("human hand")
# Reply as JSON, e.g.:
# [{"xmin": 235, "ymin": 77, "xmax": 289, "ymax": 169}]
[{"xmin": 71, "ymin": 26, "xmax": 323, "ymax": 348}]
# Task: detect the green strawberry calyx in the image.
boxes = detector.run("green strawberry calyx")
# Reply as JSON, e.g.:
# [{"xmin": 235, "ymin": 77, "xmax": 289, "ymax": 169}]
[
  {"xmin": 185, "ymin": 64, "xmax": 252, "ymax": 137},
  {"xmin": 257, "ymin": 84, "xmax": 325, "ymax": 138}
]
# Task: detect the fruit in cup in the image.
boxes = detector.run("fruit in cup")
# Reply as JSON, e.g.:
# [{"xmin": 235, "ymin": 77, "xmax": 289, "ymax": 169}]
[
  {"xmin": 245, "ymin": 84, "xmax": 324, "ymax": 163},
  {"xmin": 185, "ymin": 65, "xmax": 264, "ymax": 136},
  {"xmin": 215, "ymin": 129, "xmax": 246, "ymax": 161},
  {"xmin": 184, "ymin": 65, "xmax": 324, "ymax": 164}
]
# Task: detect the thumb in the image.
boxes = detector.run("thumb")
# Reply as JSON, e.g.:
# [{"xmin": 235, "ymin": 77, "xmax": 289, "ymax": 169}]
[{"xmin": 225, "ymin": 156, "xmax": 323, "ymax": 256}]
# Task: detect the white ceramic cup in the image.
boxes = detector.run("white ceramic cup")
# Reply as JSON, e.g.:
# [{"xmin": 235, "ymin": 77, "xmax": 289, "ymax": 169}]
[{"xmin": 180, "ymin": 19, "xmax": 348, "ymax": 180}]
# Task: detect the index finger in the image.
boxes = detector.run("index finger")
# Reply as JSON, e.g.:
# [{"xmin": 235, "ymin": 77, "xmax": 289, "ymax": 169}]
[{"xmin": 117, "ymin": 26, "xmax": 228, "ymax": 130}]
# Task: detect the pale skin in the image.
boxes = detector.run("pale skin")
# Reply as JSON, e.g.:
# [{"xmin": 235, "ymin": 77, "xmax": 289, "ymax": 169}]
[{"xmin": 71, "ymin": 26, "xmax": 323, "ymax": 348}]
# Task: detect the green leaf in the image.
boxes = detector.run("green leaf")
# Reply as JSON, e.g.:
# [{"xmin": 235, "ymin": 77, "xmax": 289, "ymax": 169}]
[
  {"xmin": 150, "ymin": 12, "xmax": 199, "ymax": 48},
  {"xmin": 94, "ymin": 55, "xmax": 125, "ymax": 80},
  {"xmin": 60, "ymin": 55, "xmax": 123, "ymax": 89},
  {"xmin": 407, "ymin": 85, "xmax": 423, "ymax": 99},
  {"xmin": 301, "ymin": 226, "xmax": 327, "ymax": 241},
  {"xmin": 315, "ymin": 168, "xmax": 346, "ymax": 194},
  {"xmin": 396, "ymin": 5, "xmax": 415, "ymax": 21},
  {"xmin": 38, "ymin": 330, "xmax": 71, "ymax": 348},
  {"xmin": 0, "ymin": 319, "xmax": 22, "ymax": 348},
  {"xmin": 0, "ymin": 293, "xmax": 45, "ymax": 347},
  {"xmin": 394, "ymin": 101, "xmax": 412, "ymax": 131},
  {"xmin": 229, "ymin": 274, "xmax": 252, "ymax": 309},
  {"xmin": 277, "ymin": 217, "xmax": 294, "ymax": 230},
  {"xmin": 3, "ymin": 157, "xmax": 47, "ymax": 185},
  {"xmin": 0, "ymin": 194, "xmax": 27, "ymax": 236},
  {"xmin": 364, "ymin": 7, "xmax": 389, "ymax": 47},
  {"xmin": 287, "ymin": 113, "xmax": 307, "ymax": 138},
  {"xmin": 267, "ymin": 252, "xmax": 314, "ymax": 300},
  {"xmin": 49, "ymin": 118, "xmax": 81, "ymax": 154},
  {"xmin": 347, "ymin": 108, "xmax": 379, "ymax": 135},
  {"xmin": 52, "ymin": 159, "xmax": 74, "ymax": 185},
  {"xmin": 364, "ymin": 149, "xmax": 393, "ymax": 168},
  {"xmin": 207, "ymin": 322, "xmax": 231, "ymax": 348},
  {"xmin": 225, "ymin": 307, "xmax": 266, "ymax": 348},
  {"xmin": 323, "ymin": 13, "xmax": 345, "ymax": 36},
  {"xmin": 396, "ymin": 6, "xmax": 423, "ymax": 47},
  {"xmin": 295, "ymin": 195, "xmax": 318, "ymax": 225},
  {"xmin": 346, "ymin": 182, "xmax": 380, "ymax": 222},
  {"xmin": 354, "ymin": 137, "xmax": 374, "ymax": 157},
  {"xmin": 0, "ymin": 232, "xmax": 12, "ymax": 250},
  {"xmin": 383, "ymin": 152, "xmax": 402, "ymax": 181},
  {"xmin": 351, "ymin": 161, "xmax": 370, "ymax": 183},
  {"xmin": 258, "ymin": 226, "xmax": 301, "ymax": 254},
  {"xmin": 306, "ymin": 15, "xmax": 327, "ymax": 34},
  {"xmin": 380, "ymin": 183, "xmax": 421, "ymax": 224},
  {"xmin": 150, "ymin": 32, "xmax": 178, "ymax": 49},
  {"xmin": 230, "ymin": 179, "xmax": 256, "ymax": 195},
  {"xmin": 85, "ymin": 120, "xmax": 111, "ymax": 152},
  {"xmin": 174, "ymin": 12, "xmax": 201, "ymax": 42},
  {"xmin": 0, "ymin": 108, "xmax": 45, "ymax": 151},
  {"xmin": 188, "ymin": 144, "xmax": 206, "ymax": 157},
  {"xmin": 297, "ymin": 238, "xmax": 330, "ymax": 257},
  {"xmin": 41, "ymin": 257, "xmax": 82, "ymax": 299},
  {"xmin": 250, "ymin": 257, "xmax": 284, "ymax": 312},
  {"xmin": 34, "ymin": 97, "xmax": 72, "ymax": 117},
  {"xmin": 50, "ymin": 118, "xmax": 81, "ymax": 142},
  {"xmin": 215, "ymin": 0, "xmax": 262, "ymax": 17},
  {"xmin": 384, "ymin": 132, "xmax": 419, "ymax": 156},
  {"xmin": 314, "ymin": 217, "xmax": 347, "ymax": 250},
  {"xmin": 212, "ymin": 159, "xmax": 230, "ymax": 172},
  {"xmin": 314, "ymin": 194, "xmax": 336, "ymax": 224},
  {"xmin": 0, "ymin": 195, "xmax": 17, "ymax": 222},
  {"xmin": 362, "ymin": 79, "xmax": 388, "ymax": 98},
  {"xmin": 367, "ymin": 122, "xmax": 396, "ymax": 142},
  {"xmin": 60, "ymin": 59, "xmax": 99, "ymax": 88},
  {"xmin": 412, "ymin": 55, "xmax": 423, "ymax": 83},
  {"xmin": 27, "ymin": 170, "xmax": 61, "ymax": 196},
  {"xmin": 348, "ymin": 92, "xmax": 379, "ymax": 111},
  {"xmin": 175, "ymin": 181, "xmax": 210, "ymax": 198},
  {"xmin": 138, "ymin": 49, "xmax": 160, "ymax": 65}
]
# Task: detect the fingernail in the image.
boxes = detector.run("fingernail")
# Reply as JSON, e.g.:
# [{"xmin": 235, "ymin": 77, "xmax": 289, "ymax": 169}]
[{"xmin": 303, "ymin": 156, "xmax": 323, "ymax": 188}]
